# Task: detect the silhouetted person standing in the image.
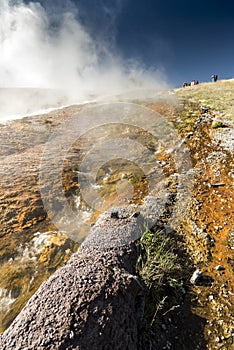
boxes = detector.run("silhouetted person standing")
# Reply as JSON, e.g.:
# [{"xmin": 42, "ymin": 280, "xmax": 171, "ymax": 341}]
[{"xmin": 211, "ymin": 74, "xmax": 218, "ymax": 82}]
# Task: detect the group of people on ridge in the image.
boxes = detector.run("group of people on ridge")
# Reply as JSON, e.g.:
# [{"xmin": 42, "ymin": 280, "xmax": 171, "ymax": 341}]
[
  {"xmin": 183, "ymin": 80, "xmax": 199, "ymax": 87},
  {"xmin": 183, "ymin": 74, "xmax": 218, "ymax": 87}
]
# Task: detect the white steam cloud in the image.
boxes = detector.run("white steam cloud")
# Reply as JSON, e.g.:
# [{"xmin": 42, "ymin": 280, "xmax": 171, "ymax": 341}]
[{"xmin": 0, "ymin": 0, "xmax": 169, "ymax": 119}]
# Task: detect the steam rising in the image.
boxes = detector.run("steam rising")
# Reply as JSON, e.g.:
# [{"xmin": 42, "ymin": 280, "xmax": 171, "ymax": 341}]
[{"xmin": 0, "ymin": 0, "xmax": 168, "ymax": 119}]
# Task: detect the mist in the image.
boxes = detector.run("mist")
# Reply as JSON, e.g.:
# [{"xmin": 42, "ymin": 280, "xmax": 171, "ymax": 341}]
[{"xmin": 0, "ymin": 0, "xmax": 169, "ymax": 120}]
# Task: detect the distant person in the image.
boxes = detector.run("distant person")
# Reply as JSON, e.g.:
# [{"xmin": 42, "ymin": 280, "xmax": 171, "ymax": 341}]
[
  {"xmin": 183, "ymin": 82, "xmax": 189, "ymax": 87},
  {"xmin": 211, "ymin": 74, "xmax": 218, "ymax": 82},
  {"xmin": 190, "ymin": 80, "xmax": 195, "ymax": 86},
  {"xmin": 195, "ymin": 80, "xmax": 199, "ymax": 85}
]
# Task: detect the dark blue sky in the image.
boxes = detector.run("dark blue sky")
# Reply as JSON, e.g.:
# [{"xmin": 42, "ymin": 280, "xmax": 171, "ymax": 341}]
[
  {"xmin": 33, "ymin": 0, "xmax": 234, "ymax": 87},
  {"xmin": 115, "ymin": 0, "xmax": 234, "ymax": 86}
]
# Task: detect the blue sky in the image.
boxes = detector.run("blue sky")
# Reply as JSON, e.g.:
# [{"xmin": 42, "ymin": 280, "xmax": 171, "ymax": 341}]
[
  {"xmin": 63, "ymin": 0, "xmax": 234, "ymax": 86},
  {"xmin": 117, "ymin": 0, "xmax": 234, "ymax": 85}
]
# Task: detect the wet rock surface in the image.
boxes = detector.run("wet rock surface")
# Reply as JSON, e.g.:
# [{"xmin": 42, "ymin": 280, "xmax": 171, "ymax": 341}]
[{"xmin": 0, "ymin": 105, "xmax": 84, "ymax": 332}]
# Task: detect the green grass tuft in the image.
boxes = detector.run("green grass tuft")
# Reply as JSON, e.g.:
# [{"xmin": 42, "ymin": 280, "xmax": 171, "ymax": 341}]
[
  {"xmin": 137, "ymin": 229, "xmax": 183, "ymax": 325},
  {"xmin": 212, "ymin": 121, "xmax": 228, "ymax": 129}
]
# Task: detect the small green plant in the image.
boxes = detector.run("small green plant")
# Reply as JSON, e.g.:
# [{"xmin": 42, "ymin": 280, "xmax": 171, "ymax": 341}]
[
  {"xmin": 212, "ymin": 121, "xmax": 228, "ymax": 129},
  {"xmin": 137, "ymin": 229, "xmax": 183, "ymax": 326},
  {"xmin": 44, "ymin": 119, "xmax": 53, "ymax": 124}
]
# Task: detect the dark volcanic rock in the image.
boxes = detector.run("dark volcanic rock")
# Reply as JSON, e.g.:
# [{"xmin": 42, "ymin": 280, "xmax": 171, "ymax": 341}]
[{"xmin": 0, "ymin": 208, "xmax": 145, "ymax": 350}]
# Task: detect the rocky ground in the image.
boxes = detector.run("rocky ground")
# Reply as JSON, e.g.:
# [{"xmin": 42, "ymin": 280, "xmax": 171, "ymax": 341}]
[
  {"xmin": 143, "ymin": 93, "xmax": 234, "ymax": 349},
  {"xmin": 0, "ymin": 81, "xmax": 233, "ymax": 349}
]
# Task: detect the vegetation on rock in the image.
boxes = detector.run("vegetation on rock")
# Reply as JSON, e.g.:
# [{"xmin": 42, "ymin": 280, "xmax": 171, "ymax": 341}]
[{"xmin": 137, "ymin": 228, "xmax": 184, "ymax": 326}]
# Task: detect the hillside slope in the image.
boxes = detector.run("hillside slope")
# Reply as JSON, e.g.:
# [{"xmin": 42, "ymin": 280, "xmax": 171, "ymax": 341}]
[{"xmin": 0, "ymin": 80, "xmax": 233, "ymax": 349}]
